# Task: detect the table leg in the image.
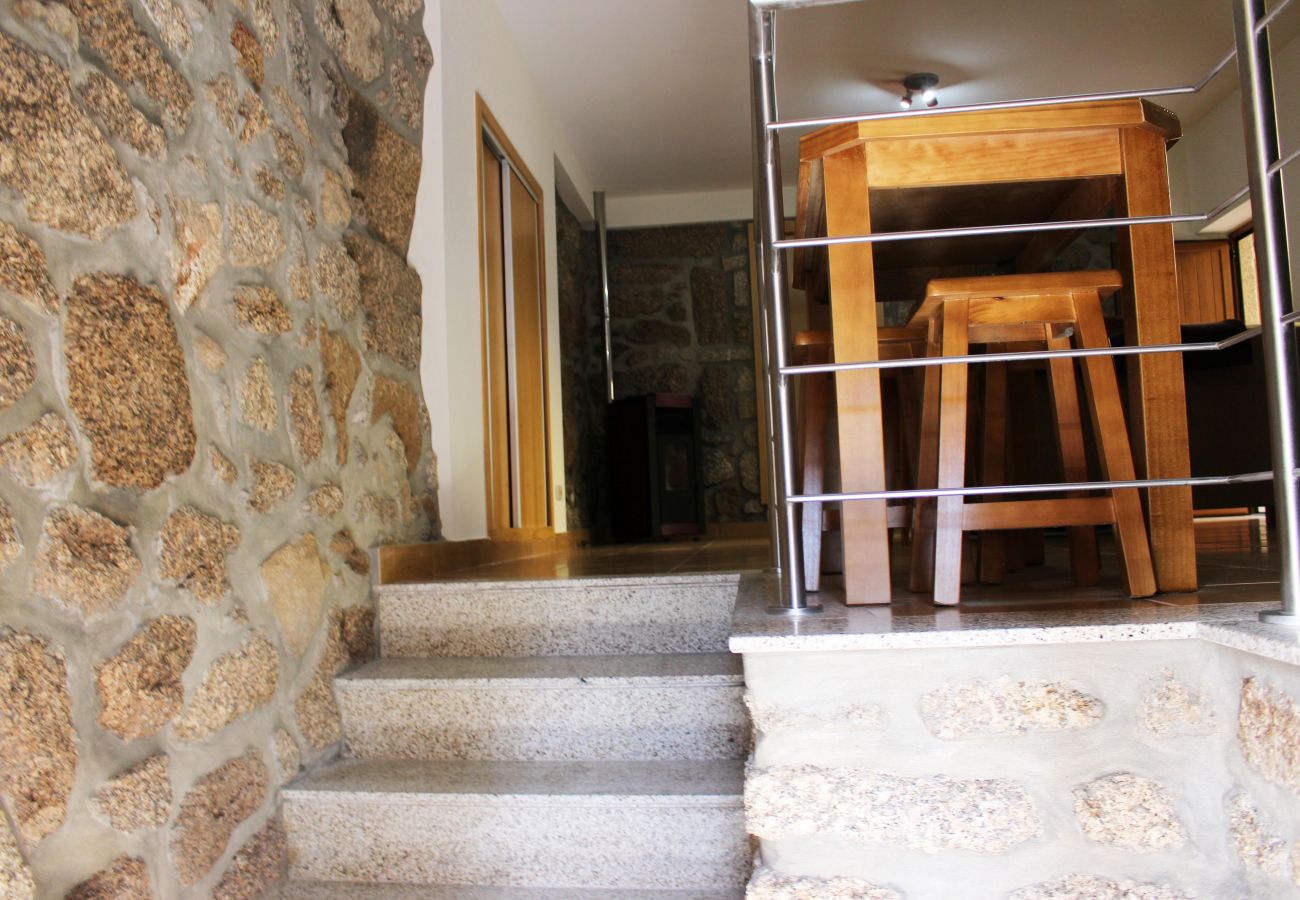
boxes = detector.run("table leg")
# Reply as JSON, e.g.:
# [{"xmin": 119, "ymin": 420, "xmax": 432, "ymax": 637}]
[
  {"xmin": 934, "ymin": 299, "xmax": 971, "ymax": 605},
  {"xmin": 823, "ymin": 144, "xmax": 891, "ymax": 604},
  {"xmin": 1116, "ymin": 129, "xmax": 1197, "ymax": 592}
]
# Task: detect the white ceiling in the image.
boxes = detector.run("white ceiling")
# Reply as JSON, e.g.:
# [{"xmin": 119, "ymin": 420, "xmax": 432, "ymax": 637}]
[{"xmin": 495, "ymin": 0, "xmax": 1250, "ymax": 197}]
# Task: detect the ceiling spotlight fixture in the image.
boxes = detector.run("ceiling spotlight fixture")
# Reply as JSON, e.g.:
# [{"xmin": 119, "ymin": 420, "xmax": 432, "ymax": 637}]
[{"xmin": 901, "ymin": 72, "xmax": 940, "ymax": 109}]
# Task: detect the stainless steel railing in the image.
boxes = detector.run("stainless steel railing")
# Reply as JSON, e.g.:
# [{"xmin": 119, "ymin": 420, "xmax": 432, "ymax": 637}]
[{"xmin": 747, "ymin": 0, "xmax": 1300, "ymax": 624}]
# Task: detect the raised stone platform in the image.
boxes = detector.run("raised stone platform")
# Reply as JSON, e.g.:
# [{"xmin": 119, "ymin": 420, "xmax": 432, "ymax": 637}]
[{"xmin": 732, "ymin": 572, "xmax": 1300, "ymax": 898}]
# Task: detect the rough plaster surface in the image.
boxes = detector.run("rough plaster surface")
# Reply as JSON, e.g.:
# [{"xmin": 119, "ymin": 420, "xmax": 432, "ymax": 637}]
[
  {"xmin": 0, "ymin": 0, "xmax": 436, "ymax": 892},
  {"xmin": 741, "ymin": 639, "xmax": 1274, "ymax": 897}
]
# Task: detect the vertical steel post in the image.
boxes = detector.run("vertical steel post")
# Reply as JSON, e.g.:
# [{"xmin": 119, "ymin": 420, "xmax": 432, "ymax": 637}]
[
  {"xmin": 595, "ymin": 191, "xmax": 616, "ymax": 404},
  {"xmin": 1234, "ymin": 0, "xmax": 1300, "ymax": 625},
  {"xmin": 750, "ymin": 3, "xmax": 816, "ymax": 612}
]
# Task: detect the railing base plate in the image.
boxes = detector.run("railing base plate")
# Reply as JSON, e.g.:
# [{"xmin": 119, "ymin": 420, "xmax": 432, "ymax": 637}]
[
  {"xmin": 1258, "ymin": 609, "xmax": 1300, "ymax": 628},
  {"xmin": 766, "ymin": 603, "xmax": 824, "ymax": 616}
]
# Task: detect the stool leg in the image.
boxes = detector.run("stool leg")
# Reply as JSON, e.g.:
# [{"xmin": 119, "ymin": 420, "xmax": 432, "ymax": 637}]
[
  {"xmin": 799, "ymin": 355, "xmax": 831, "ymax": 593},
  {"xmin": 979, "ymin": 354, "xmax": 1008, "ymax": 585},
  {"xmin": 1046, "ymin": 332, "xmax": 1101, "ymax": 586},
  {"xmin": 910, "ymin": 317, "xmax": 942, "ymax": 592},
  {"xmin": 933, "ymin": 299, "xmax": 970, "ymax": 605},
  {"xmin": 896, "ymin": 368, "xmax": 923, "ymax": 542},
  {"xmin": 1071, "ymin": 291, "xmax": 1157, "ymax": 597}
]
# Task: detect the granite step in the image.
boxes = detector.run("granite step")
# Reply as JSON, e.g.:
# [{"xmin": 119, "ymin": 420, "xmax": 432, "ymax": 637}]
[
  {"xmin": 282, "ymin": 758, "xmax": 749, "ymax": 890},
  {"xmin": 278, "ymin": 883, "xmax": 745, "ymax": 898},
  {"xmin": 337, "ymin": 652, "xmax": 750, "ymax": 761},
  {"xmin": 376, "ymin": 574, "xmax": 739, "ymax": 658}
]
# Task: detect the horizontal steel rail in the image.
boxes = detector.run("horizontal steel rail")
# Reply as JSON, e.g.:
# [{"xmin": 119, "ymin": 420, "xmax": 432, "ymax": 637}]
[
  {"xmin": 781, "ymin": 326, "xmax": 1262, "ymax": 377},
  {"xmin": 767, "ymin": 52, "xmax": 1238, "ymax": 133},
  {"xmin": 748, "ymin": 0, "xmax": 1298, "ymax": 617},
  {"xmin": 1257, "ymin": 0, "xmax": 1297, "ymax": 32},
  {"xmin": 749, "ymin": 0, "xmax": 861, "ymax": 8},
  {"xmin": 774, "ymin": 186, "xmax": 1252, "ymax": 251},
  {"xmin": 790, "ymin": 471, "xmax": 1275, "ymax": 505},
  {"xmin": 1270, "ymin": 145, "xmax": 1300, "ymax": 177}
]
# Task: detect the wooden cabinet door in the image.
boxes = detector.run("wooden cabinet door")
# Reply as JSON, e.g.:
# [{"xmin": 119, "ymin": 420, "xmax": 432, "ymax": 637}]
[{"xmin": 1175, "ymin": 240, "xmax": 1237, "ymax": 324}]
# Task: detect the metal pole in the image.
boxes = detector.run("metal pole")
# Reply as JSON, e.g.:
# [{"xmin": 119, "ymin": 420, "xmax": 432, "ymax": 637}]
[
  {"xmin": 750, "ymin": 3, "xmax": 816, "ymax": 613},
  {"xmin": 749, "ymin": 6, "xmax": 784, "ymax": 579},
  {"xmin": 1235, "ymin": 0, "xmax": 1300, "ymax": 626},
  {"xmin": 595, "ymin": 192, "xmax": 615, "ymax": 404}
]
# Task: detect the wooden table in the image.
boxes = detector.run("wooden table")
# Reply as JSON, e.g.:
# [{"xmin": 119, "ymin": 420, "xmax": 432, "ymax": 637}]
[{"xmin": 793, "ymin": 99, "xmax": 1195, "ymax": 604}]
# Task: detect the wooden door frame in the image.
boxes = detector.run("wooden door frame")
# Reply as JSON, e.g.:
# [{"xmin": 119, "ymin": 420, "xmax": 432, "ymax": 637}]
[{"xmin": 474, "ymin": 94, "xmax": 554, "ymax": 541}]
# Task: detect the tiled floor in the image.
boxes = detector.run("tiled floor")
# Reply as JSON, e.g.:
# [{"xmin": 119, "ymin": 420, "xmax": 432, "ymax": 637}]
[{"xmin": 430, "ymin": 517, "xmax": 1280, "ymax": 614}]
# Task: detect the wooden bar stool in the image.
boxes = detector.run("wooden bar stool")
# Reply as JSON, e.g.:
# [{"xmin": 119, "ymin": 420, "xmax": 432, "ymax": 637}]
[
  {"xmin": 908, "ymin": 271, "xmax": 1157, "ymax": 605},
  {"xmin": 796, "ymin": 327, "xmax": 924, "ymax": 592}
]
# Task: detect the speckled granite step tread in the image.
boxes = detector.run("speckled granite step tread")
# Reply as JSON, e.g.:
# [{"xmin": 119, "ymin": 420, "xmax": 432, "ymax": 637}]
[
  {"xmin": 336, "ymin": 653, "xmax": 750, "ymax": 762},
  {"xmin": 284, "ymin": 758, "xmax": 744, "ymax": 804},
  {"xmin": 277, "ymin": 883, "xmax": 744, "ymax": 898},
  {"xmin": 379, "ymin": 573, "xmax": 742, "ymax": 592},
  {"xmin": 377, "ymin": 576, "xmax": 739, "ymax": 657},
  {"xmin": 338, "ymin": 652, "xmax": 744, "ymax": 687}
]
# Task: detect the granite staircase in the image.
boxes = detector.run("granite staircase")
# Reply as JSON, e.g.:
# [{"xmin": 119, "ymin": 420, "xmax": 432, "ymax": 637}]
[{"xmin": 280, "ymin": 573, "xmax": 751, "ymax": 897}]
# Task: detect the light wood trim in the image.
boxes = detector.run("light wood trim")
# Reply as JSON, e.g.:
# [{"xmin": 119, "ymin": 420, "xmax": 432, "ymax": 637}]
[
  {"xmin": 477, "ymin": 95, "xmax": 543, "ymax": 199},
  {"xmin": 799, "ymin": 98, "xmax": 1180, "ymax": 161},
  {"xmin": 479, "ymin": 142, "xmax": 511, "ymax": 533},
  {"xmin": 865, "ymin": 129, "xmax": 1121, "ymax": 189},
  {"xmin": 509, "ymin": 170, "xmax": 551, "ymax": 528},
  {"xmin": 475, "ymin": 94, "xmax": 553, "ymax": 536},
  {"xmin": 488, "ymin": 524, "xmax": 555, "ymax": 542},
  {"xmin": 962, "ymin": 497, "xmax": 1115, "ymax": 531}
]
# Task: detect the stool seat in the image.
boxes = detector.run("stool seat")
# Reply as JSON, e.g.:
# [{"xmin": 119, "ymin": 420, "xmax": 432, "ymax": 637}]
[{"xmin": 909, "ymin": 270, "xmax": 1156, "ymax": 605}]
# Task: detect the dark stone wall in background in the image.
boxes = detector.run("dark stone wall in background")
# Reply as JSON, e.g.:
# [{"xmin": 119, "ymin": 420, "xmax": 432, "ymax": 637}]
[
  {"xmin": 556, "ymin": 216, "xmax": 766, "ymax": 533},
  {"xmin": 555, "ymin": 197, "xmax": 605, "ymax": 534},
  {"xmin": 605, "ymin": 222, "xmax": 764, "ymax": 525}
]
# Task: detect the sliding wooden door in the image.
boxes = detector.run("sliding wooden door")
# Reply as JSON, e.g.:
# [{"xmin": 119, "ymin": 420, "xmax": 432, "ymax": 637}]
[{"xmin": 477, "ymin": 98, "xmax": 552, "ymax": 537}]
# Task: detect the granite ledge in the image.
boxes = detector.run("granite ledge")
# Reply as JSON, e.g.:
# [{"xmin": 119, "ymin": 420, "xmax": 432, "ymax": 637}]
[{"xmin": 730, "ymin": 575, "xmax": 1300, "ymax": 664}]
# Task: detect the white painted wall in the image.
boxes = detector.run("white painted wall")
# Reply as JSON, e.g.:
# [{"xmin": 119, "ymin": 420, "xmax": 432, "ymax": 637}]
[
  {"xmin": 1170, "ymin": 31, "xmax": 1300, "ymax": 253},
  {"xmin": 606, "ymin": 186, "xmax": 795, "ymax": 229},
  {"xmin": 410, "ymin": 0, "xmax": 597, "ymax": 540}
]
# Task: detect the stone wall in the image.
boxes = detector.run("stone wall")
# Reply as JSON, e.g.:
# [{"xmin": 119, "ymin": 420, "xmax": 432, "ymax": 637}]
[
  {"xmin": 555, "ymin": 196, "xmax": 604, "ymax": 534},
  {"xmin": 0, "ymin": 0, "xmax": 436, "ymax": 895},
  {"xmin": 743, "ymin": 638, "xmax": 1300, "ymax": 898},
  {"xmin": 604, "ymin": 222, "xmax": 763, "ymax": 526}
]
